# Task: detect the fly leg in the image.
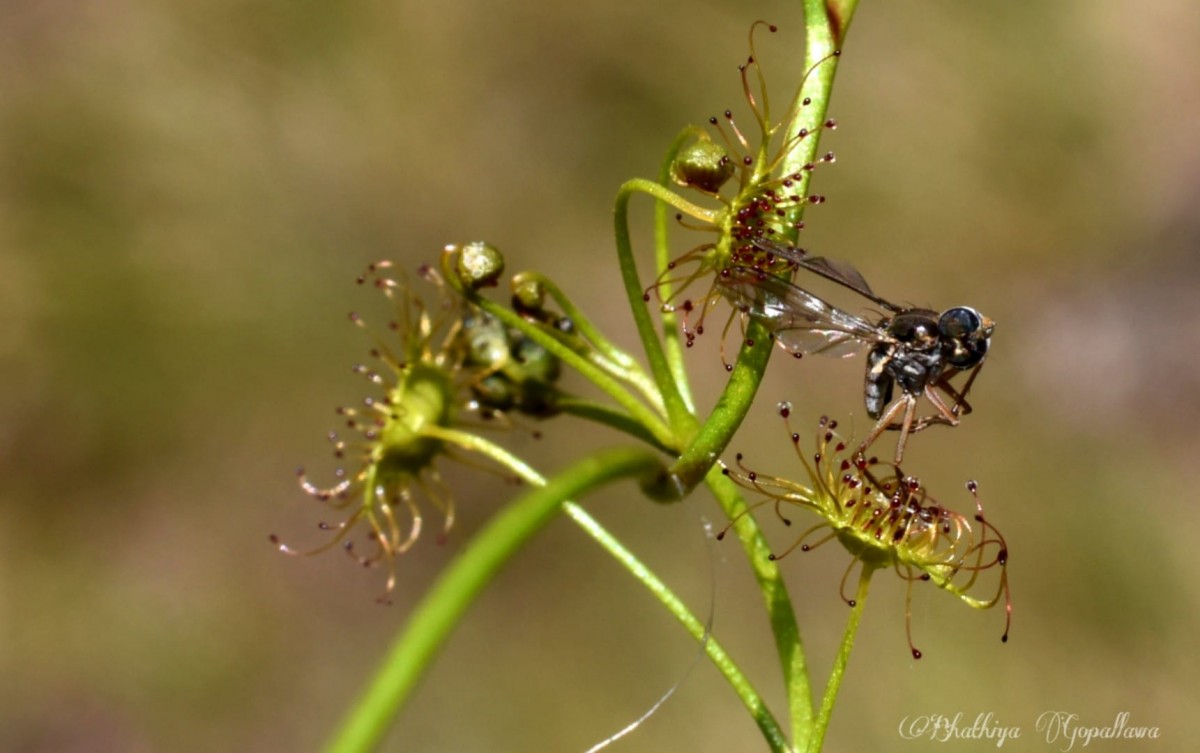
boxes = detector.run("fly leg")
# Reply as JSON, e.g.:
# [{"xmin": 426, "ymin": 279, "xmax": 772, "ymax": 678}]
[
  {"xmin": 906, "ymin": 361, "xmax": 985, "ymax": 432},
  {"xmin": 941, "ymin": 360, "xmax": 985, "ymax": 418},
  {"xmin": 892, "ymin": 396, "xmax": 919, "ymax": 465},
  {"xmin": 854, "ymin": 393, "xmax": 918, "ymax": 466}
]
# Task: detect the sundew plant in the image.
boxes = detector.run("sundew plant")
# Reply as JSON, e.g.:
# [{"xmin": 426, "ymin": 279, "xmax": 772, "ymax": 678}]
[{"xmin": 279, "ymin": 2, "xmax": 1012, "ymax": 751}]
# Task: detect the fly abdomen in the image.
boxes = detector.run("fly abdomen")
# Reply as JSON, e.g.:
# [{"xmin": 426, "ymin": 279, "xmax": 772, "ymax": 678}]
[{"xmin": 864, "ymin": 346, "xmax": 893, "ymax": 419}]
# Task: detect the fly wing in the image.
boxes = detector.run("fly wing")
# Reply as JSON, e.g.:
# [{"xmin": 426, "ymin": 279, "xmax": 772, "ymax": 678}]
[
  {"xmin": 748, "ymin": 238, "xmax": 900, "ymax": 313},
  {"xmin": 717, "ymin": 266, "xmax": 882, "ymax": 357}
]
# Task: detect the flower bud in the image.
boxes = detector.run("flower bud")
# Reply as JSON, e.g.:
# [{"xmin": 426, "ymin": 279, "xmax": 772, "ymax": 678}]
[
  {"xmin": 450, "ymin": 241, "xmax": 505, "ymax": 290},
  {"xmin": 672, "ymin": 137, "xmax": 734, "ymax": 193},
  {"xmin": 510, "ymin": 274, "xmax": 547, "ymax": 315}
]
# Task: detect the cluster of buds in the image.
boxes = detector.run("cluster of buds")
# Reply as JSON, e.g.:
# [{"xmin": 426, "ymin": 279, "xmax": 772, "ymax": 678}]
[{"xmin": 273, "ymin": 245, "xmax": 564, "ymax": 601}]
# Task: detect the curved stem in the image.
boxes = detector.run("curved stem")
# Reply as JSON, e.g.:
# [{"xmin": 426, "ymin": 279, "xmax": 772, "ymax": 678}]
[
  {"xmin": 510, "ymin": 271, "xmax": 654, "ymax": 391},
  {"xmin": 625, "ymin": 178, "xmax": 721, "ymax": 225},
  {"xmin": 403, "ymin": 428, "xmax": 792, "ymax": 751},
  {"xmin": 664, "ymin": 320, "xmax": 774, "ymax": 496},
  {"xmin": 554, "ymin": 395, "xmax": 675, "ymax": 455},
  {"xmin": 614, "ymin": 179, "xmax": 714, "ymax": 438},
  {"xmin": 321, "ymin": 448, "xmax": 666, "ymax": 753},
  {"xmin": 655, "ymin": 127, "xmax": 710, "ymax": 414},
  {"xmin": 563, "ymin": 503, "xmax": 793, "ymax": 753},
  {"xmin": 443, "ymin": 249, "xmax": 675, "ymax": 450},
  {"xmin": 808, "ymin": 565, "xmax": 875, "ymax": 753},
  {"xmin": 658, "ymin": 0, "xmax": 861, "ymax": 495}
]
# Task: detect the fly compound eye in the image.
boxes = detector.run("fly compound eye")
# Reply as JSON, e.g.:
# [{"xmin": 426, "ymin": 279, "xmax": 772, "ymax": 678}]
[
  {"xmin": 946, "ymin": 338, "xmax": 988, "ymax": 368},
  {"xmin": 938, "ymin": 307, "xmax": 983, "ymax": 339},
  {"xmin": 940, "ymin": 307, "xmax": 989, "ymax": 368}
]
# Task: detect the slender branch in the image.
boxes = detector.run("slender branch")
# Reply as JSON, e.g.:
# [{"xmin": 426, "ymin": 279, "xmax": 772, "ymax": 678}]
[
  {"xmin": 706, "ymin": 465, "xmax": 813, "ymax": 748},
  {"xmin": 555, "ymin": 395, "xmax": 675, "ymax": 454},
  {"xmin": 778, "ymin": 0, "xmax": 857, "ymax": 242},
  {"xmin": 654, "ymin": 127, "xmax": 710, "ymax": 414},
  {"xmin": 624, "ymin": 178, "xmax": 721, "ymax": 225},
  {"xmin": 808, "ymin": 565, "xmax": 875, "ymax": 753},
  {"xmin": 321, "ymin": 448, "xmax": 666, "ymax": 753},
  {"xmin": 510, "ymin": 271, "xmax": 658, "ymax": 401},
  {"xmin": 563, "ymin": 503, "xmax": 793, "ymax": 753},
  {"xmin": 615, "ymin": 179, "xmax": 714, "ymax": 438},
  {"xmin": 442, "ymin": 250, "xmax": 675, "ymax": 450},
  {"xmin": 665, "ymin": 321, "xmax": 774, "ymax": 496},
  {"xmin": 422, "ymin": 428, "xmax": 792, "ymax": 751}
]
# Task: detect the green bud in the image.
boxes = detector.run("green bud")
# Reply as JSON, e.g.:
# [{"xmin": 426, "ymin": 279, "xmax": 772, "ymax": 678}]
[
  {"xmin": 672, "ymin": 137, "xmax": 734, "ymax": 193},
  {"xmin": 461, "ymin": 310, "xmax": 510, "ymax": 369},
  {"xmin": 470, "ymin": 373, "xmax": 517, "ymax": 412},
  {"xmin": 452, "ymin": 241, "xmax": 505, "ymax": 290},
  {"xmin": 511, "ymin": 333, "xmax": 560, "ymax": 384},
  {"xmin": 510, "ymin": 273, "xmax": 547, "ymax": 315}
]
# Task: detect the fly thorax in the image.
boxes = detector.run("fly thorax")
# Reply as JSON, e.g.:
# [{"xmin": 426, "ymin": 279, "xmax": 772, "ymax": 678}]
[
  {"xmin": 887, "ymin": 310, "xmax": 941, "ymax": 350},
  {"xmin": 889, "ymin": 348, "xmax": 942, "ymax": 395}
]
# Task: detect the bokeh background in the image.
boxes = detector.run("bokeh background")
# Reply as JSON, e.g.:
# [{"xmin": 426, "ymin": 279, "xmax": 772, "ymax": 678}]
[{"xmin": 3, "ymin": 0, "xmax": 1198, "ymax": 750}]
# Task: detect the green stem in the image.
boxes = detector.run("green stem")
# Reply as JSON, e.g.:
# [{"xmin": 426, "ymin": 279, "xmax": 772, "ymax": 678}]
[
  {"xmin": 614, "ymin": 179, "xmax": 715, "ymax": 438},
  {"xmin": 623, "ymin": 178, "xmax": 721, "ymax": 225},
  {"xmin": 391, "ymin": 427, "xmax": 790, "ymax": 751},
  {"xmin": 665, "ymin": 320, "xmax": 774, "ymax": 496},
  {"xmin": 443, "ymin": 250, "xmax": 675, "ymax": 450},
  {"xmin": 779, "ymin": 0, "xmax": 858, "ymax": 241},
  {"xmin": 654, "ymin": 127, "xmax": 710, "ymax": 414},
  {"xmin": 808, "ymin": 565, "xmax": 875, "ymax": 753},
  {"xmin": 321, "ymin": 448, "xmax": 666, "ymax": 753},
  {"xmin": 562, "ymin": 503, "xmax": 793, "ymax": 753},
  {"xmin": 705, "ymin": 465, "xmax": 813, "ymax": 748},
  {"xmin": 510, "ymin": 271, "xmax": 656, "ymax": 398},
  {"xmin": 555, "ymin": 395, "xmax": 675, "ymax": 454},
  {"xmin": 662, "ymin": 0, "xmax": 861, "ymax": 496}
]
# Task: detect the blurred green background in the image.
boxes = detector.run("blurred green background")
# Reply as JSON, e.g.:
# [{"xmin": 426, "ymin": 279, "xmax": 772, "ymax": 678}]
[{"xmin": 3, "ymin": 0, "xmax": 1197, "ymax": 750}]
